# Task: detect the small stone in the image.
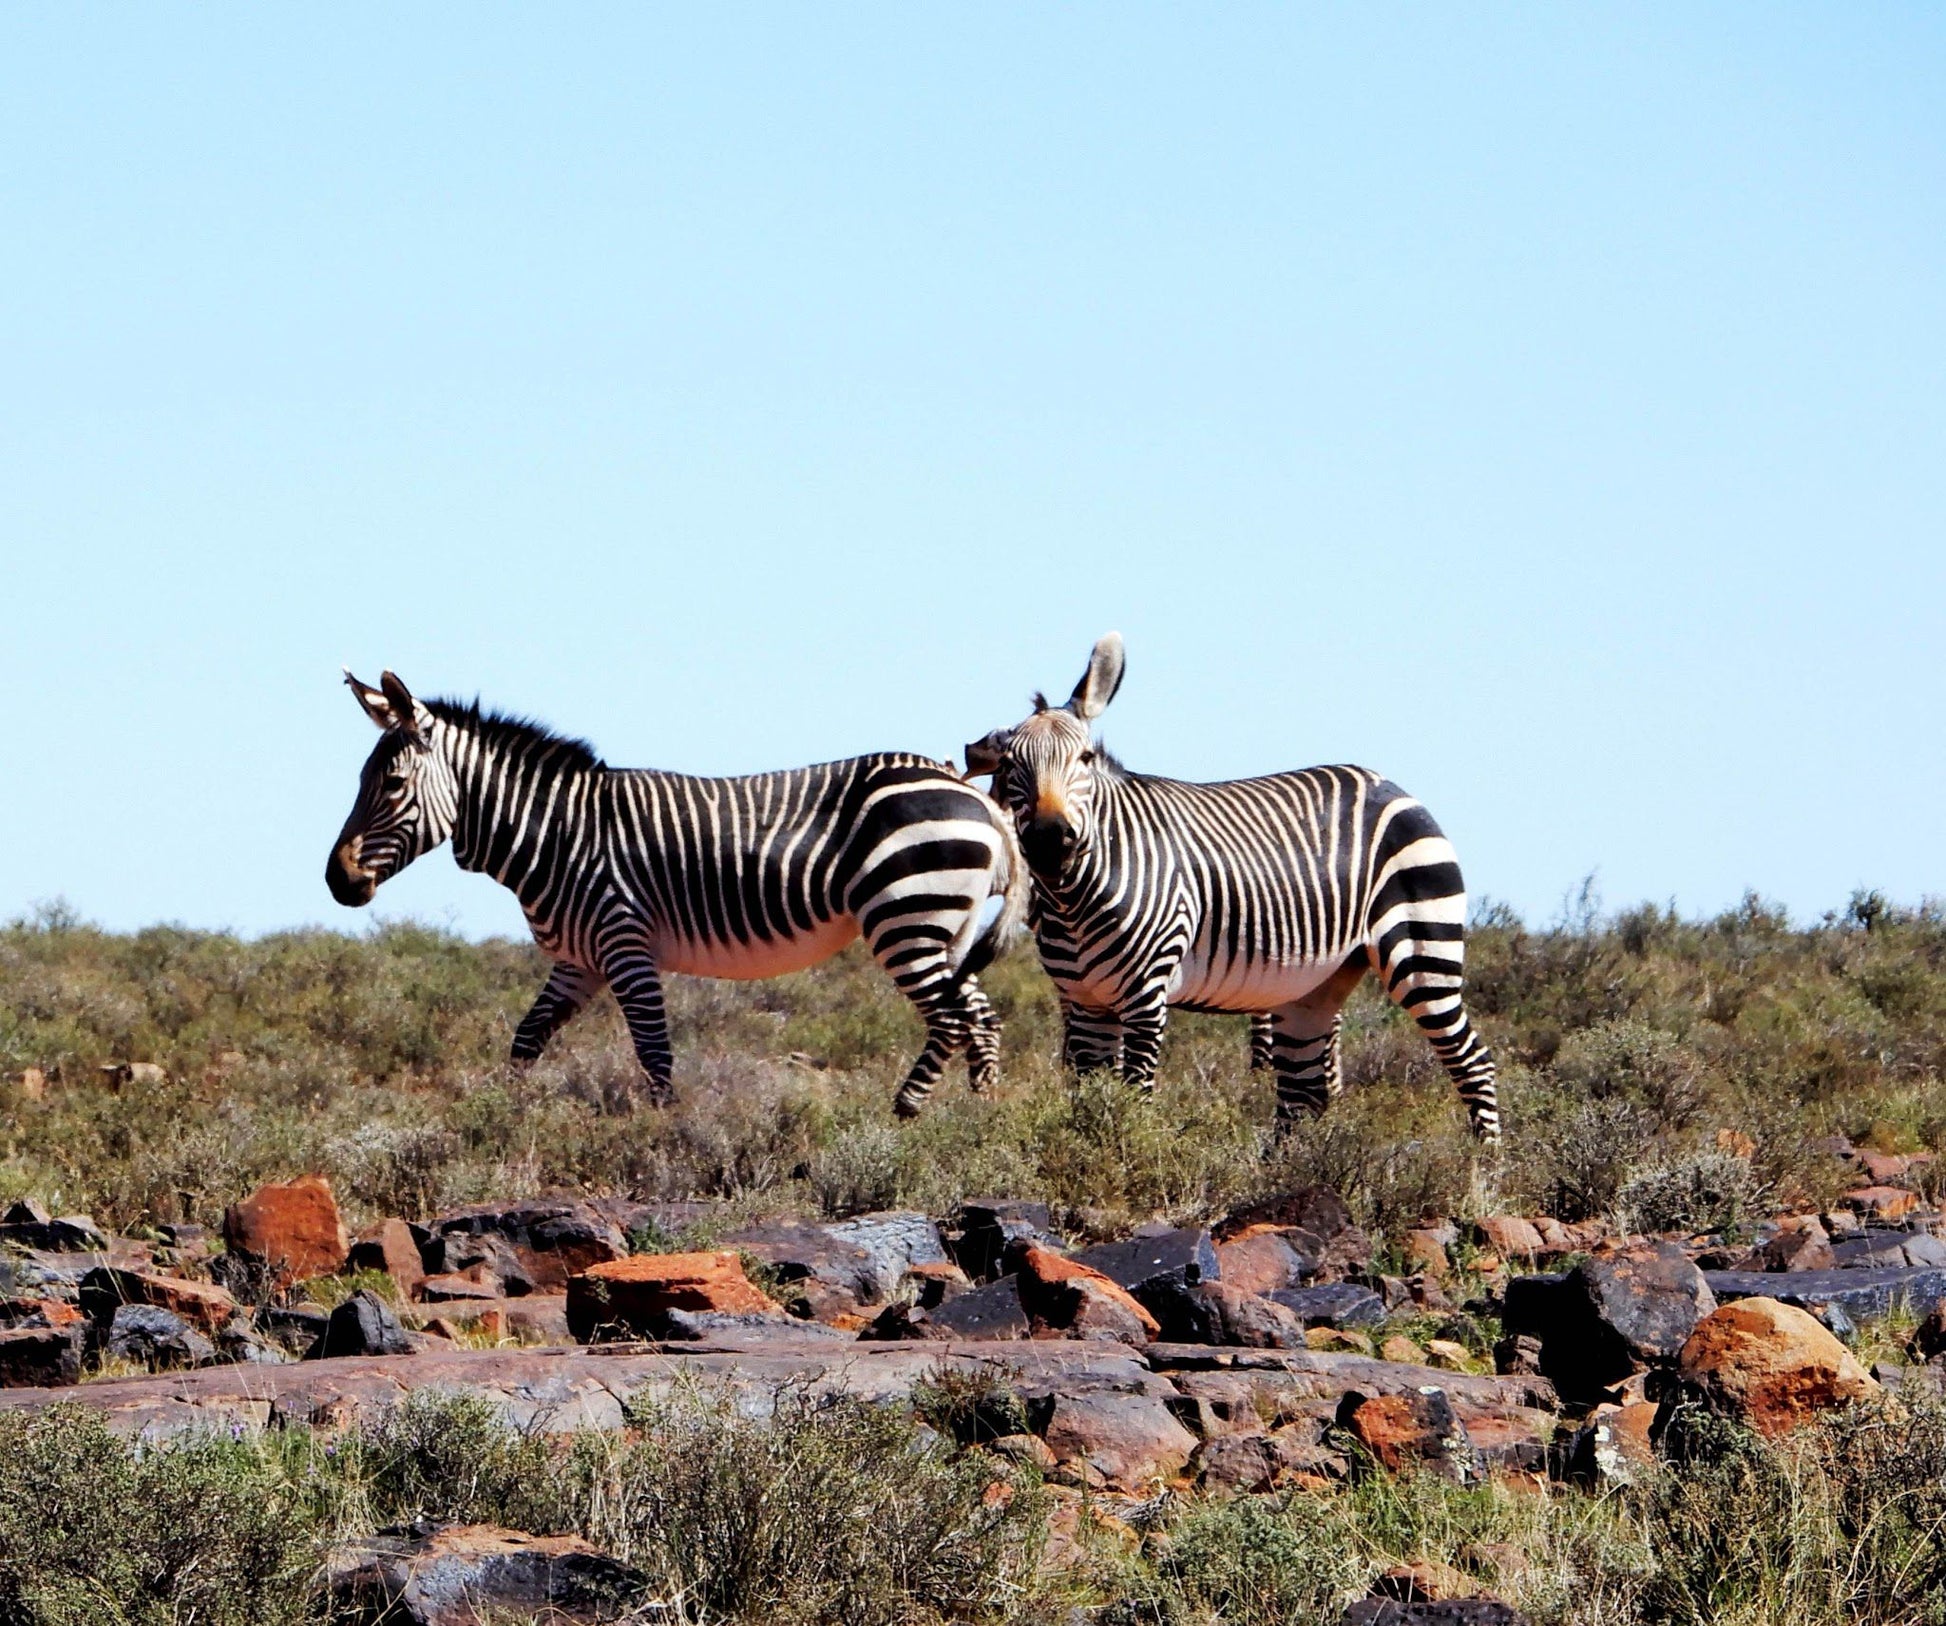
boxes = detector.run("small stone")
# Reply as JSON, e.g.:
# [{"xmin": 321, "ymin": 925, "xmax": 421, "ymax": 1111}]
[
  {"xmin": 1373, "ymin": 1559, "xmax": 1474, "ymax": 1603},
  {"xmin": 1753, "ymin": 1216, "xmax": 1834, "ymax": 1273},
  {"xmin": 1380, "ymin": 1334, "xmax": 1425, "ymax": 1365},
  {"xmin": 1270, "ymin": 1282, "xmax": 1387, "ymax": 1329},
  {"xmin": 923, "ymin": 1275, "xmax": 1030, "ymax": 1340},
  {"xmin": 1036, "ymin": 1391, "xmax": 1198, "ymax": 1490},
  {"xmin": 1405, "ymin": 1231, "xmax": 1452, "ymax": 1278},
  {"xmin": 1215, "ymin": 1225, "xmax": 1317, "ymax": 1294},
  {"xmin": 988, "ymin": 1432, "xmax": 1057, "ymax": 1471},
  {"xmin": 1307, "ymin": 1327, "xmax": 1374, "ymax": 1355},
  {"xmin": 1426, "ymin": 1338, "xmax": 1472, "ymax": 1371}
]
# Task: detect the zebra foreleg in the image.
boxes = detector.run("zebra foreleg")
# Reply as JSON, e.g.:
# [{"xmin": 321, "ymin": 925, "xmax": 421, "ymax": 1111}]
[
  {"xmin": 892, "ymin": 986, "xmax": 976, "ymax": 1119},
  {"xmin": 1117, "ymin": 994, "xmax": 1171, "ymax": 1093},
  {"xmin": 1061, "ymin": 1002, "xmax": 1123, "ymax": 1073},
  {"xmin": 601, "ymin": 943, "xmax": 676, "ymax": 1106},
  {"xmin": 509, "ymin": 961, "xmax": 603, "ymax": 1067}
]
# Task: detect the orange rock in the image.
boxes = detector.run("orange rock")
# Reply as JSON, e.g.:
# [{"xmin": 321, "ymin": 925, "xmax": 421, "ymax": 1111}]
[
  {"xmin": 1404, "ymin": 1230, "xmax": 1451, "ymax": 1278},
  {"xmin": 1674, "ymin": 1296, "xmax": 1878, "ymax": 1436},
  {"xmin": 1346, "ymin": 1388, "xmax": 1478, "ymax": 1481},
  {"xmin": 566, "ymin": 1251, "xmax": 780, "ymax": 1340},
  {"xmin": 1213, "ymin": 1226, "xmax": 1315, "ymax": 1295},
  {"xmin": 1715, "ymin": 1128, "xmax": 1757, "ymax": 1160},
  {"xmin": 1014, "ymin": 1246, "xmax": 1160, "ymax": 1340},
  {"xmin": 16, "ymin": 1068, "xmax": 45, "ymax": 1101},
  {"xmin": 223, "ymin": 1176, "xmax": 349, "ymax": 1284},
  {"xmin": 1844, "ymin": 1186, "xmax": 1919, "ymax": 1221},
  {"xmin": 79, "ymin": 1267, "xmax": 238, "ymax": 1335},
  {"xmin": 348, "ymin": 1219, "xmax": 426, "ymax": 1298},
  {"xmin": 1476, "ymin": 1216, "xmax": 1546, "ymax": 1262}
]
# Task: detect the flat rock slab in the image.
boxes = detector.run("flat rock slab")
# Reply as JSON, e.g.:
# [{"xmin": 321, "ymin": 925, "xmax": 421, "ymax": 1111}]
[
  {"xmin": 1705, "ymin": 1267, "xmax": 1946, "ymax": 1323},
  {"xmin": 0, "ymin": 1334, "xmax": 1163, "ymax": 1441}
]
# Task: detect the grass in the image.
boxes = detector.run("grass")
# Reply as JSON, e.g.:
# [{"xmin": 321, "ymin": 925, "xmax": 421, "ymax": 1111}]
[{"xmin": 3, "ymin": 891, "xmax": 1946, "ymax": 1251}]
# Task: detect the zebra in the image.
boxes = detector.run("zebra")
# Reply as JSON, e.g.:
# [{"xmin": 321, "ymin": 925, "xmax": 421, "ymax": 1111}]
[
  {"xmin": 326, "ymin": 670, "xmax": 1027, "ymax": 1115},
  {"xmin": 965, "ymin": 635, "xmax": 1500, "ymax": 1142}
]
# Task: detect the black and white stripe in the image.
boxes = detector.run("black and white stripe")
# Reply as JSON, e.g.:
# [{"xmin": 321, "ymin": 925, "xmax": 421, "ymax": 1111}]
[
  {"xmin": 327, "ymin": 671, "xmax": 1026, "ymax": 1115},
  {"xmin": 968, "ymin": 636, "xmax": 1499, "ymax": 1141}
]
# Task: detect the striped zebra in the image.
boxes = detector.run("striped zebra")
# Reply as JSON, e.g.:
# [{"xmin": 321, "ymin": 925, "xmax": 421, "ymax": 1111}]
[
  {"xmin": 966, "ymin": 636, "xmax": 1500, "ymax": 1141},
  {"xmin": 326, "ymin": 671, "xmax": 1027, "ymax": 1115}
]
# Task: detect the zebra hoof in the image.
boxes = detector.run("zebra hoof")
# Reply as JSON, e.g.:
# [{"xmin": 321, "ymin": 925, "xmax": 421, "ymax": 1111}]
[{"xmin": 893, "ymin": 1094, "xmax": 924, "ymax": 1120}]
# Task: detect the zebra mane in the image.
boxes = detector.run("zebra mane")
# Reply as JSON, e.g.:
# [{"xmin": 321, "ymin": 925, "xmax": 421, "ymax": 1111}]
[{"xmin": 424, "ymin": 698, "xmax": 605, "ymax": 772}]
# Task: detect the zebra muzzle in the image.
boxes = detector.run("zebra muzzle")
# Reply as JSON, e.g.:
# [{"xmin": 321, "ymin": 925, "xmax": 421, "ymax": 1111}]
[
  {"xmin": 1023, "ymin": 815, "xmax": 1076, "ymax": 877},
  {"xmin": 326, "ymin": 837, "xmax": 378, "ymax": 907}
]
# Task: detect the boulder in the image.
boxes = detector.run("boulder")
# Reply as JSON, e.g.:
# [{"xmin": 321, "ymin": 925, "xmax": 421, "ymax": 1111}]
[
  {"xmin": 322, "ymin": 1521, "xmax": 647, "ymax": 1624},
  {"xmin": 1381, "ymin": 1335, "xmax": 1426, "ymax": 1366},
  {"xmin": 256, "ymin": 1303, "xmax": 331, "ymax": 1356},
  {"xmin": 1703, "ymin": 1266, "xmax": 1946, "ymax": 1324},
  {"xmin": 1194, "ymin": 1426, "xmax": 1347, "ymax": 1492},
  {"xmin": 823, "ymin": 1211, "xmax": 951, "ymax": 1300},
  {"xmin": 1503, "ymin": 1244, "xmax": 1715, "ymax": 1403},
  {"xmin": 1071, "ymin": 1227, "xmax": 1220, "ymax": 1298},
  {"xmin": 1844, "ymin": 1186, "xmax": 1920, "ymax": 1222},
  {"xmin": 1268, "ymin": 1282, "xmax": 1387, "ymax": 1330},
  {"xmin": 919, "ymin": 1276, "xmax": 1030, "ymax": 1340},
  {"xmin": 952, "ymin": 1199, "xmax": 1061, "ymax": 1281},
  {"xmin": 1013, "ymin": 1246, "xmax": 1157, "ymax": 1343},
  {"xmin": 566, "ymin": 1251, "xmax": 780, "ymax": 1342},
  {"xmin": 719, "ymin": 1222, "xmax": 882, "ymax": 1317},
  {"xmin": 1341, "ymin": 1387, "xmax": 1480, "ymax": 1482},
  {"xmin": 1564, "ymin": 1400, "xmax": 1658, "ymax": 1487},
  {"xmin": 1214, "ymin": 1225, "xmax": 1318, "ymax": 1294},
  {"xmin": 1034, "ymin": 1390, "xmax": 1197, "ymax": 1489},
  {"xmin": 78, "ymin": 1267, "xmax": 239, "ymax": 1336},
  {"xmin": 1342, "ymin": 1601, "xmax": 1528, "ymax": 1626},
  {"xmin": 428, "ymin": 1200, "xmax": 627, "ymax": 1293},
  {"xmin": 1475, "ymin": 1216, "xmax": 1546, "ymax": 1265},
  {"xmin": 1197, "ymin": 1282, "xmax": 1309, "ymax": 1348},
  {"xmin": 222, "ymin": 1176, "xmax": 349, "ymax": 1285},
  {"xmin": 0, "ymin": 1211, "xmax": 108, "ymax": 1253},
  {"xmin": 347, "ymin": 1219, "xmax": 428, "ymax": 1298},
  {"xmin": 1753, "ymin": 1216, "xmax": 1834, "ymax": 1273},
  {"xmin": 1405, "ymin": 1231, "xmax": 1453, "ymax": 1279},
  {"xmin": 0, "ymin": 1325, "xmax": 83, "ymax": 1387},
  {"xmin": 307, "ymin": 1291, "xmax": 417, "ymax": 1359},
  {"xmin": 426, "ymin": 1232, "xmax": 535, "ymax": 1298},
  {"xmin": 1218, "ymin": 1185, "xmax": 1351, "ymax": 1243},
  {"xmin": 418, "ymin": 1271, "xmax": 506, "ymax": 1304},
  {"xmin": 105, "ymin": 1304, "xmax": 215, "ymax": 1370},
  {"xmin": 1669, "ymin": 1296, "xmax": 1878, "ymax": 1436}
]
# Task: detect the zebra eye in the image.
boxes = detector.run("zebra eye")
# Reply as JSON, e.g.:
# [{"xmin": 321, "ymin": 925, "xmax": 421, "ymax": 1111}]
[{"xmin": 1079, "ymin": 749, "xmax": 1095, "ymax": 765}]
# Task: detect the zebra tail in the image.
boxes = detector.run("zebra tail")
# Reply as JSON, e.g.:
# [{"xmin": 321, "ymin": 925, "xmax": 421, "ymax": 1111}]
[{"xmin": 950, "ymin": 807, "xmax": 1030, "ymax": 987}]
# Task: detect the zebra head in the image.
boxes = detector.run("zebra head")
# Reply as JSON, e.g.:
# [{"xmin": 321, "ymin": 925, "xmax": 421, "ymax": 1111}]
[
  {"xmin": 967, "ymin": 632, "xmax": 1126, "ymax": 880},
  {"xmin": 326, "ymin": 670, "xmax": 460, "ymax": 907}
]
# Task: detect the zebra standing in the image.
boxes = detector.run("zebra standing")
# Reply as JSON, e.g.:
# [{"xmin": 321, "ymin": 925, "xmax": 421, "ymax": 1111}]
[
  {"xmin": 966, "ymin": 635, "xmax": 1499, "ymax": 1141},
  {"xmin": 327, "ymin": 671, "xmax": 1026, "ymax": 1115}
]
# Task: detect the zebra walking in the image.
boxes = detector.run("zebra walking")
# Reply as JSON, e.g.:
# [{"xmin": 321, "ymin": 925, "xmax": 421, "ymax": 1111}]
[
  {"xmin": 327, "ymin": 671, "xmax": 1026, "ymax": 1115},
  {"xmin": 966, "ymin": 635, "xmax": 1499, "ymax": 1141}
]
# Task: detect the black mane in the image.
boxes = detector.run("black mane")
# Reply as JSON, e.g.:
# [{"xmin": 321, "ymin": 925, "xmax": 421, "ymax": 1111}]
[{"xmin": 426, "ymin": 698, "xmax": 604, "ymax": 771}]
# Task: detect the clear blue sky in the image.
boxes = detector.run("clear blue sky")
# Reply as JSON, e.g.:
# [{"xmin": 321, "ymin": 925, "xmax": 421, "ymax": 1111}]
[{"xmin": 3, "ymin": 8, "xmax": 1940, "ymax": 941}]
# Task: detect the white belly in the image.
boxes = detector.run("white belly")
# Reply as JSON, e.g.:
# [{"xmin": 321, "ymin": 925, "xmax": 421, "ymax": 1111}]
[
  {"xmin": 1168, "ymin": 949, "xmax": 1344, "ymax": 1011},
  {"xmin": 659, "ymin": 916, "xmax": 861, "ymax": 980}
]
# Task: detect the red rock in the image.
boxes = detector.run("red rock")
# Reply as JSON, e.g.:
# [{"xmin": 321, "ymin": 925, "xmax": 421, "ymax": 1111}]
[
  {"xmin": 1753, "ymin": 1216, "xmax": 1834, "ymax": 1273},
  {"xmin": 1014, "ymin": 1246, "xmax": 1159, "ymax": 1341},
  {"xmin": 566, "ymin": 1251, "xmax": 780, "ymax": 1341},
  {"xmin": 1344, "ymin": 1387, "xmax": 1479, "ymax": 1481},
  {"xmin": 1373, "ymin": 1559, "xmax": 1474, "ymax": 1603},
  {"xmin": 1715, "ymin": 1129, "xmax": 1757, "ymax": 1160},
  {"xmin": 1844, "ymin": 1186, "xmax": 1919, "ymax": 1221},
  {"xmin": 1673, "ymin": 1296, "xmax": 1878, "ymax": 1436},
  {"xmin": 78, "ymin": 1267, "xmax": 238, "ymax": 1335},
  {"xmin": 1476, "ymin": 1216, "xmax": 1546, "ymax": 1263},
  {"xmin": 1853, "ymin": 1149, "xmax": 1913, "ymax": 1185},
  {"xmin": 348, "ymin": 1219, "xmax": 426, "ymax": 1298},
  {"xmin": 222, "ymin": 1176, "xmax": 349, "ymax": 1284},
  {"xmin": 1215, "ymin": 1225, "xmax": 1316, "ymax": 1294},
  {"xmin": 1405, "ymin": 1230, "xmax": 1452, "ymax": 1278},
  {"xmin": 1037, "ymin": 1391, "xmax": 1196, "ymax": 1489}
]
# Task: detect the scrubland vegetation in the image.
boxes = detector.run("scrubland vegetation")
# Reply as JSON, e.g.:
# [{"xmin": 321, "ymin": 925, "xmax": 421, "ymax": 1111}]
[
  {"xmin": 5, "ymin": 887, "xmax": 1946, "ymax": 1624},
  {"xmin": 4, "ymin": 888, "xmax": 1943, "ymax": 1243}
]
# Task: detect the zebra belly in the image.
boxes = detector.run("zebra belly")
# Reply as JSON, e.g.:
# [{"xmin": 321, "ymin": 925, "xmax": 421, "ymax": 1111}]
[
  {"xmin": 657, "ymin": 916, "xmax": 861, "ymax": 980},
  {"xmin": 1167, "ymin": 950, "xmax": 1347, "ymax": 1011}
]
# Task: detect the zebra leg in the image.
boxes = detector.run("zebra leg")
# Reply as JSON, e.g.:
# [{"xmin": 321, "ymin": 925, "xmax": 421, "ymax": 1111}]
[
  {"xmin": 1062, "ymin": 1001, "xmax": 1123, "ymax": 1073},
  {"xmin": 1247, "ymin": 1013, "xmax": 1275, "ymax": 1072},
  {"xmin": 1374, "ymin": 930, "xmax": 1501, "ymax": 1143},
  {"xmin": 962, "ymin": 977, "xmax": 1003, "ymax": 1095},
  {"xmin": 509, "ymin": 961, "xmax": 603, "ymax": 1066},
  {"xmin": 891, "ymin": 982, "xmax": 977, "ymax": 1118},
  {"xmin": 600, "ymin": 941, "xmax": 676, "ymax": 1106},
  {"xmin": 1117, "ymin": 993, "xmax": 1171, "ymax": 1093},
  {"xmin": 1268, "ymin": 957, "xmax": 1370, "ymax": 1136}
]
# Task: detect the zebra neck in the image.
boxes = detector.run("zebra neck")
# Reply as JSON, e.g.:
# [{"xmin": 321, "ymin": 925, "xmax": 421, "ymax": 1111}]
[{"xmin": 444, "ymin": 727, "xmax": 602, "ymax": 907}]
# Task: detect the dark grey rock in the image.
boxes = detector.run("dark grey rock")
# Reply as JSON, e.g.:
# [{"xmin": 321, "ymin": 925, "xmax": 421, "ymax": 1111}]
[
  {"xmin": 105, "ymin": 1304, "xmax": 214, "ymax": 1370},
  {"xmin": 0, "ymin": 1214, "xmax": 109, "ymax": 1253},
  {"xmin": 953, "ymin": 1199, "xmax": 1061, "ymax": 1281},
  {"xmin": 0, "ymin": 1324, "xmax": 84, "ymax": 1386},
  {"xmin": 1507, "ymin": 1245, "xmax": 1714, "ymax": 1404},
  {"xmin": 722, "ymin": 1221, "xmax": 884, "ymax": 1308},
  {"xmin": 324, "ymin": 1519, "xmax": 647, "ymax": 1624},
  {"xmin": 823, "ymin": 1211, "xmax": 950, "ymax": 1301},
  {"xmin": 1342, "ymin": 1602, "xmax": 1529, "ymax": 1626},
  {"xmin": 426, "ymin": 1232, "xmax": 535, "ymax": 1297},
  {"xmin": 307, "ymin": 1290, "xmax": 415, "ymax": 1359},
  {"xmin": 658, "ymin": 1309, "xmax": 849, "ymax": 1342},
  {"xmin": 256, "ymin": 1303, "xmax": 330, "ymax": 1355},
  {"xmin": 1071, "ymin": 1227, "xmax": 1219, "ymax": 1295},
  {"xmin": 1704, "ymin": 1267, "xmax": 1946, "ymax": 1324},
  {"xmin": 1268, "ymin": 1282, "xmax": 1387, "ymax": 1329},
  {"xmin": 924, "ymin": 1275, "xmax": 1030, "ymax": 1340}
]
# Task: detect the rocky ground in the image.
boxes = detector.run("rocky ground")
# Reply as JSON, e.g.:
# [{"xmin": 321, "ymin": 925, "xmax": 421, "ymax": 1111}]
[{"xmin": 7, "ymin": 1131, "xmax": 1946, "ymax": 1624}]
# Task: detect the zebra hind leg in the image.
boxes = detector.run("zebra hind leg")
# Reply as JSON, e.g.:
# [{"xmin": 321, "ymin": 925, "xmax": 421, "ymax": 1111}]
[
  {"xmin": 1376, "ymin": 930, "xmax": 1501, "ymax": 1143},
  {"xmin": 1267, "ymin": 956, "xmax": 1369, "ymax": 1138},
  {"xmin": 1062, "ymin": 1003, "xmax": 1123, "ymax": 1074},
  {"xmin": 1247, "ymin": 1013, "xmax": 1275, "ymax": 1072},
  {"xmin": 892, "ymin": 988, "xmax": 975, "ymax": 1118},
  {"xmin": 961, "ymin": 978, "xmax": 1003, "ymax": 1095}
]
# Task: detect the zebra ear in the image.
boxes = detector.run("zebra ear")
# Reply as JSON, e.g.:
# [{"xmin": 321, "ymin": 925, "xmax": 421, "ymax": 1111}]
[
  {"xmin": 963, "ymin": 729, "xmax": 1013, "ymax": 778},
  {"xmin": 378, "ymin": 671, "xmax": 428, "ymax": 746},
  {"xmin": 344, "ymin": 669, "xmax": 398, "ymax": 731},
  {"xmin": 1068, "ymin": 632, "xmax": 1126, "ymax": 721}
]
